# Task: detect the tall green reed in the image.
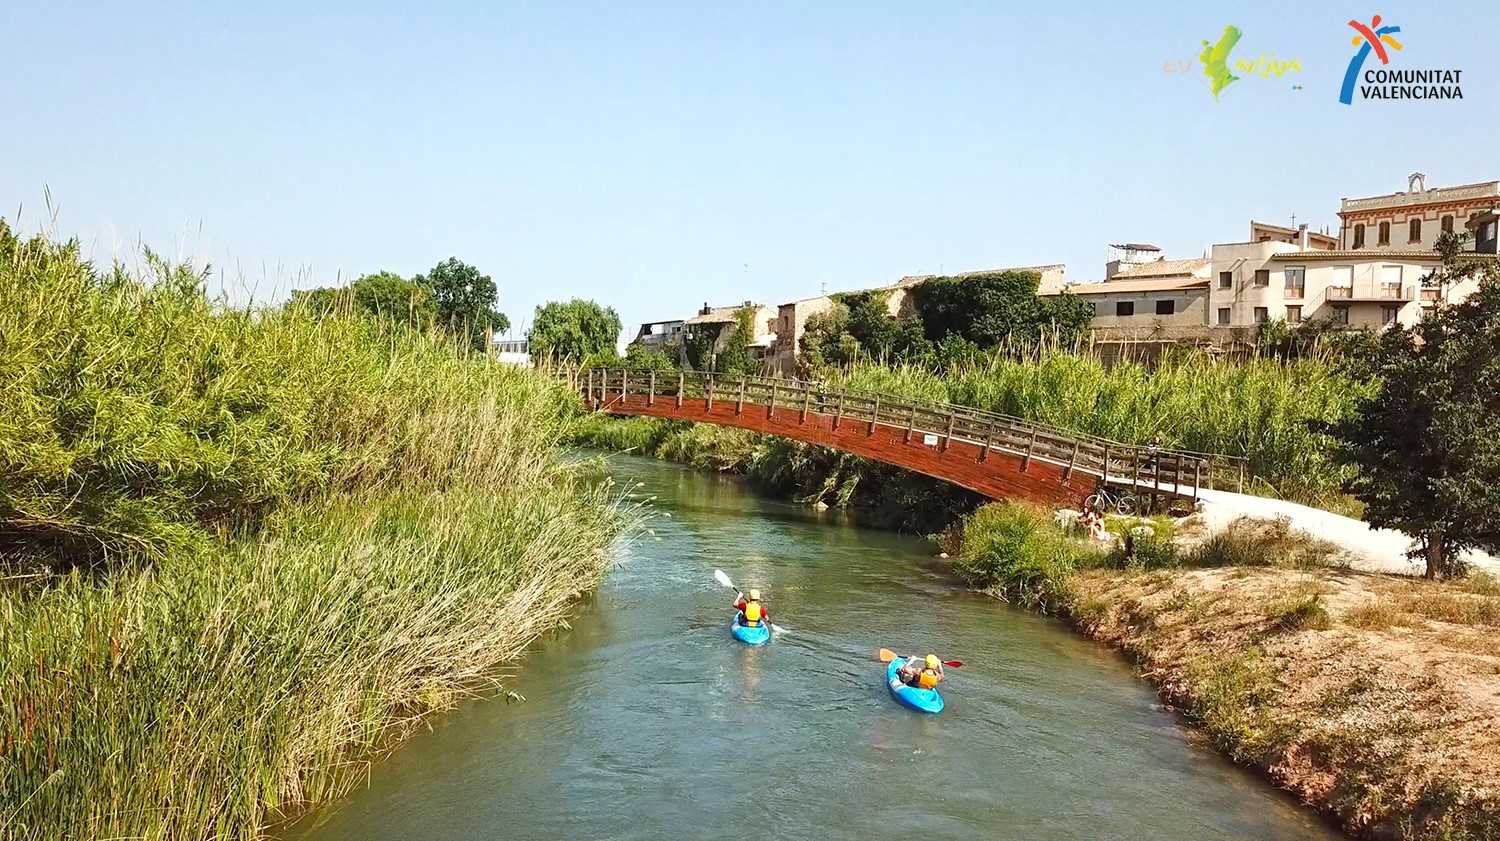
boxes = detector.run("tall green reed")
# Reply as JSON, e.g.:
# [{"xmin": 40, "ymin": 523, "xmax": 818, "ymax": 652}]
[{"xmin": 0, "ymin": 224, "xmax": 629, "ymax": 839}]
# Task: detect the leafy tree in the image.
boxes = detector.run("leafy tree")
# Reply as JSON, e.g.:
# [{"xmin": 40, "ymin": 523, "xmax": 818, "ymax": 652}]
[
  {"xmin": 623, "ymin": 343, "xmax": 676, "ymax": 371},
  {"xmin": 291, "ymin": 286, "xmax": 349, "ymax": 314},
  {"xmin": 713, "ymin": 306, "xmax": 758, "ymax": 375},
  {"xmin": 530, "ymin": 298, "xmax": 622, "ymax": 363},
  {"xmin": 799, "ymin": 304, "xmax": 859, "ymax": 370},
  {"xmin": 415, "ymin": 258, "xmax": 508, "ymax": 348},
  {"xmin": 683, "ymin": 327, "xmax": 716, "ymax": 370},
  {"xmin": 911, "ymin": 270, "xmax": 1091, "ymax": 348},
  {"xmin": 1330, "ymin": 233, "xmax": 1500, "ymax": 578},
  {"xmin": 350, "ymin": 271, "xmax": 435, "ymax": 328}
]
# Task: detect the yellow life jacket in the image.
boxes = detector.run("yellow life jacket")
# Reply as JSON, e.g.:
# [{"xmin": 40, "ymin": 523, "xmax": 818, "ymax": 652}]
[
  {"xmin": 917, "ymin": 669, "xmax": 939, "ymax": 690},
  {"xmin": 743, "ymin": 601, "xmax": 762, "ymax": 625}
]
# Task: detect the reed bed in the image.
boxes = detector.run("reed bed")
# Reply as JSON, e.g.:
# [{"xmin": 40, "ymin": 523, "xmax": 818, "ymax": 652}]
[
  {"xmin": 833, "ymin": 351, "xmax": 1367, "ymax": 506},
  {"xmin": 0, "ymin": 225, "xmax": 628, "ymax": 839}
]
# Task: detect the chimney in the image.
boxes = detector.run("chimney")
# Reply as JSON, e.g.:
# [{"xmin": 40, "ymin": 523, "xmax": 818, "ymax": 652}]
[
  {"xmin": 1297, "ymin": 223, "xmax": 1308, "ymax": 250},
  {"xmin": 700, "ymin": 301, "xmax": 710, "ymax": 315}
]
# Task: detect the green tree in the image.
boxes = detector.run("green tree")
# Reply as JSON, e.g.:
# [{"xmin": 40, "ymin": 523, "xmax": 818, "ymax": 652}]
[
  {"xmin": 1330, "ymin": 234, "xmax": 1500, "ymax": 578},
  {"xmin": 713, "ymin": 306, "xmax": 758, "ymax": 375},
  {"xmin": 911, "ymin": 270, "xmax": 1091, "ymax": 348},
  {"xmin": 415, "ymin": 258, "xmax": 509, "ymax": 348},
  {"xmin": 530, "ymin": 298, "xmax": 622, "ymax": 363},
  {"xmin": 623, "ymin": 343, "xmax": 676, "ymax": 371},
  {"xmin": 350, "ymin": 271, "xmax": 435, "ymax": 328},
  {"xmin": 799, "ymin": 304, "xmax": 860, "ymax": 370}
]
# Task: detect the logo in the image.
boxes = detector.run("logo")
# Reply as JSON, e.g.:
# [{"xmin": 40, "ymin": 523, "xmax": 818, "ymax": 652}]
[
  {"xmin": 1339, "ymin": 16, "xmax": 1463, "ymax": 104},
  {"xmin": 1200, "ymin": 25, "xmax": 1242, "ymax": 100},
  {"xmin": 1168, "ymin": 26, "xmax": 1302, "ymax": 101}
]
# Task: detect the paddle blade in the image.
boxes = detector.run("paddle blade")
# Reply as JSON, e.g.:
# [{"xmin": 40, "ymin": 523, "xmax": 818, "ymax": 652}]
[
  {"xmin": 878, "ymin": 648, "xmax": 899, "ymax": 662},
  {"xmin": 713, "ymin": 569, "xmax": 735, "ymax": 589},
  {"xmin": 943, "ymin": 660, "xmax": 964, "ymax": 668},
  {"xmin": 770, "ymin": 623, "xmax": 790, "ymax": 636}
]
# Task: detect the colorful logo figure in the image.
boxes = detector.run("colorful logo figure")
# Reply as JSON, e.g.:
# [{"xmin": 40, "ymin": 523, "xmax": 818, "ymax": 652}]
[
  {"xmin": 1340, "ymin": 15, "xmax": 1403, "ymax": 104},
  {"xmin": 1199, "ymin": 25, "xmax": 1243, "ymax": 100}
]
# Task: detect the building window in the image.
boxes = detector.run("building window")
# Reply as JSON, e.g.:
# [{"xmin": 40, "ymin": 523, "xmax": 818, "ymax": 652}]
[
  {"xmin": 1329, "ymin": 266, "xmax": 1354, "ymax": 299},
  {"xmin": 1252, "ymin": 269, "xmax": 1269, "ymax": 287},
  {"xmin": 1286, "ymin": 305, "xmax": 1302, "ymax": 324},
  {"xmin": 1253, "ymin": 307, "xmax": 1268, "ymax": 324},
  {"xmin": 1219, "ymin": 271, "xmax": 1233, "ymax": 289},
  {"xmin": 1352, "ymin": 224, "xmax": 1365, "ymax": 249},
  {"xmin": 1284, "ymin": 266, "xmax": 1305, "ymax": 298},
  {"xmin": 1380, "ymin": 265, "xmax": 1403, "ymax": 298},
  {"xmin": 1094, "ymin": 301, "xmax": 1106, "ymax": 318},
  {"xmin": 1330, "ymin": 305, "xmax": 1349, "ymax": 325},
  {"xmin": 1409, "ymin": 218, "xmax": 1422, "ymax": 243},
  {"xmin": 1441, "ymin": 215, "xmax": 1454, "ymax": 234},
  {"xmin": 1378, "ymin": 221, "xmax": 1390, "ymax": 246},
  {"xmin": 1115, "ymin": 301, "xmax": 1135, "ymax": 317},
  {"xmin": 1381, "ymin": 305, "xmax": 1400, "ymax": 326},
  {"xmin": 1216, "ymin": 307, "xmax": 1231, "ymax": 325},
  {"xmin": 1155, "ymin": 299, "xmax": 1175, "ymax": 316}
]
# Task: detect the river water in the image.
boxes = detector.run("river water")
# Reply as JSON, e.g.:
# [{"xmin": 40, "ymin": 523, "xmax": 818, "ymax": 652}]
[{"xmin": 289, "ymin": 452, "xmax": 1338, "ymax": 841}]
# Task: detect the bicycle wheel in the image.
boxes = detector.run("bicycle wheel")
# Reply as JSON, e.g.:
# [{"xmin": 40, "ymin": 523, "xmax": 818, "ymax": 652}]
[
  {"xmin": 1083, "ymin": 494, "xmax": 1104, "ymax": 513},
  {"xmin": 1115, "ymin": 494, "xmax": 1139, "ymax": 516}
]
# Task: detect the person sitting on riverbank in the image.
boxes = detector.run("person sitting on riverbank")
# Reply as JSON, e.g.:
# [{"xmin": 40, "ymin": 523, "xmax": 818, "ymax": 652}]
[
  {"xmin": 1080, "ymin": 508, "xmax": 1111, "ymax": 543},
  {"xmin": 898, "ymin": 654, "xmax": 945, "ymax": 690},
  {"xmin": 733, "ymin": 589, "xmax": 769, "ymax": 626}
]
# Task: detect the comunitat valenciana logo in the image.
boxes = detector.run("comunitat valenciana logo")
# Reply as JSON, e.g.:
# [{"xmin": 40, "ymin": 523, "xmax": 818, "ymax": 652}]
[{"xmin": 1339, "ymin": 15, "xmax": 1464, "ymax": 104}]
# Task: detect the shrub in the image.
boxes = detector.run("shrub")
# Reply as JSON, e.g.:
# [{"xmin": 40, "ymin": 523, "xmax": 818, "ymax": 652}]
[
  {"xmin": 1186, "ymin": 517, "xmax": 1343, "ymax": 569},
  {"xmin": 950, "ymin": 502, "xmax": 1105, "ymax": 610},
  {"xmin": 1264, "ymin": 586, "xmax": 1332, "ymax": 632}
]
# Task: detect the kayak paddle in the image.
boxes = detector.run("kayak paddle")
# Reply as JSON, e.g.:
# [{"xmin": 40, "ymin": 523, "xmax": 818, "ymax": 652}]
[
  {"xmin": 878, "ymin": 648, "xmax": 962, "ymax": 668},
  {"xmin": 713, "ymin": 568, "xmax": 789, "ymax": 635}
]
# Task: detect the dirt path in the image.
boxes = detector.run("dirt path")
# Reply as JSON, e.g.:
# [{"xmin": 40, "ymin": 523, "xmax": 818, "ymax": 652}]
[{"xmin": 1195, "ymin": 489, "xmax": 1500, "ymax": 576}]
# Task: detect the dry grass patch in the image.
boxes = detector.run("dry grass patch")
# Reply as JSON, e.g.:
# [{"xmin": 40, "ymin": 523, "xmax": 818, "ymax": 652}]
[
  {"xmin": 1343, "ymin": 600, "xmax": 1416, "ymax": 630},
  {"xmin": 1402, "ymin": 587, "xmax": 1500, "ymax": 627}
]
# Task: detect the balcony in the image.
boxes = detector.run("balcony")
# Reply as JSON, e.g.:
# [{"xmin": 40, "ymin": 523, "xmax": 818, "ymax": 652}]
[{"xmin": 1324, "ymin": 283, "xmax": 1415, "ymax": 303}]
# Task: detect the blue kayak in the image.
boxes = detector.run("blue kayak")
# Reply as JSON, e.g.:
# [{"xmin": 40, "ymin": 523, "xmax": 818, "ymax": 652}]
[
  {"xmin": 731, "ymin": 612, "xmax": 771, "ymax": 646},
  {"xmin": 886, "ymin": 656, "xmax": 944, "ymax": 714}
]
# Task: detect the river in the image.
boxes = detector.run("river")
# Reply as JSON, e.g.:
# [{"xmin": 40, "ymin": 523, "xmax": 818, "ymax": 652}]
[{"xmin": 288, "ymin": 452, "xmax": 1339, "ymax": 841}]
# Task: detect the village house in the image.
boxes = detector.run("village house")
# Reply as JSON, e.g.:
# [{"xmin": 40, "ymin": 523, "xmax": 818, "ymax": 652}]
[
  {"xmin": 628, "ymin": 318, "xmax": 685, "ymax": 349},
  {"xmin": 684, "ymin": 301, "xmax": 778, "ymax": 367},
  {"xmin": 1052, "ymin": 173, "xmax": 1498, "ymax": 350}
]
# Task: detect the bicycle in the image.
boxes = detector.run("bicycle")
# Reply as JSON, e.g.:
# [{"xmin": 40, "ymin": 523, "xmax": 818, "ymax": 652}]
[{"xmin": 1083, "ymin": 485, "xmax": 1139, "ymax": 516}]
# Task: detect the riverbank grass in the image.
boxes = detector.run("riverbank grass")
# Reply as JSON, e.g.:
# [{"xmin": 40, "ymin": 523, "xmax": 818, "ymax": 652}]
[
  {"xmin": 0, "ymin": 226, "xmax": 626, "ymax": 840},
  {"xmin": 950, "ymin": 501, "xmax": 1500, "ymax": 840}
]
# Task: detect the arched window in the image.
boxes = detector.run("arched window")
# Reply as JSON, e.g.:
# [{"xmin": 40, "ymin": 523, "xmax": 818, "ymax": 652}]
[
  {"xmin": 1409, "ymin": 218, "xmax": 1422, "ymax": 243},
  {"xmin": 1353, "ymin": 224, "xmax": 1366, "ymax": 249},
  {"xmin": 1378, "ymin": 221, "xmax": 1390, "ymax": 246}
]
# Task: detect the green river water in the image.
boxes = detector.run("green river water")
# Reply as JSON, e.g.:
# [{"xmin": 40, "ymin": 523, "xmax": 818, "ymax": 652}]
[{"xmin": 289, "ymin": 452, "xmax": 1340, "ymax": 841}]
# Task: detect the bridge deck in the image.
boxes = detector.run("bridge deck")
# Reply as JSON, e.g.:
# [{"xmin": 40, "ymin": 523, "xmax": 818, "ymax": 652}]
[{"xmin": 573, "ymin": 368, "xmax": 1247, "ymax": 508}]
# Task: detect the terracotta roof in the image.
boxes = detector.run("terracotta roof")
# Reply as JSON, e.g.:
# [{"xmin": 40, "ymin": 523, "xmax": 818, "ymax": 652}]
[
  {"xmin": 685, "ymin": 306, "xmax": 744, "ymax": 325},
  {"xmin": 1057, "ymin": 277, "xmax": 1210, "ymax": 295},
  {"xmin": 1110, "ymin": 257, "xmax": 1210, "ymax": 279},
  {"xmin": 889, "ymin": 264, "xmax": 1067, "ymax": 288},
  {"xmin": 1267, "ymin": 250, "xmax": 1441, "ymax": 262},
  {"xmin": 1251, "ymin": 221, "xmax": 1340, "ymax": 246}
]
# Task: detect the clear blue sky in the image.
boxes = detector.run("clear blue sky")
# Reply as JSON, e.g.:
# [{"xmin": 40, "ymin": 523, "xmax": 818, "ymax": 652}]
[{"xmin": 3, "ymin": 1, "xmax": 1496, "ymax": 340}]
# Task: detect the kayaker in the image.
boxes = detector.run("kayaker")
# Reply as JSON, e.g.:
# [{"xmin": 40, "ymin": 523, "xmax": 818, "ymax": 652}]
[
  {"xmin": 899, "ymin": 654, "xmax": 945, "ymax": 690},
  {"xmin": 733, "ymin": 589, "xmax": 769, "ymax": 627}
]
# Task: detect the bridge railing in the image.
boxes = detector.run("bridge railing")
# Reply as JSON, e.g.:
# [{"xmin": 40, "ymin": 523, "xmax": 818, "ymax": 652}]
[{"xmin": 570, "ymin": 367, "xmax": 1249, "ymax": 500}]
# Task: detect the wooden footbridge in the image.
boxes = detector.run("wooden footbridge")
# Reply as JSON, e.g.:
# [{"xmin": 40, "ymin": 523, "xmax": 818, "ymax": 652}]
[{"xmin": 570, "ymin": 368, "xmax": 1247, "ymax": 510}]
